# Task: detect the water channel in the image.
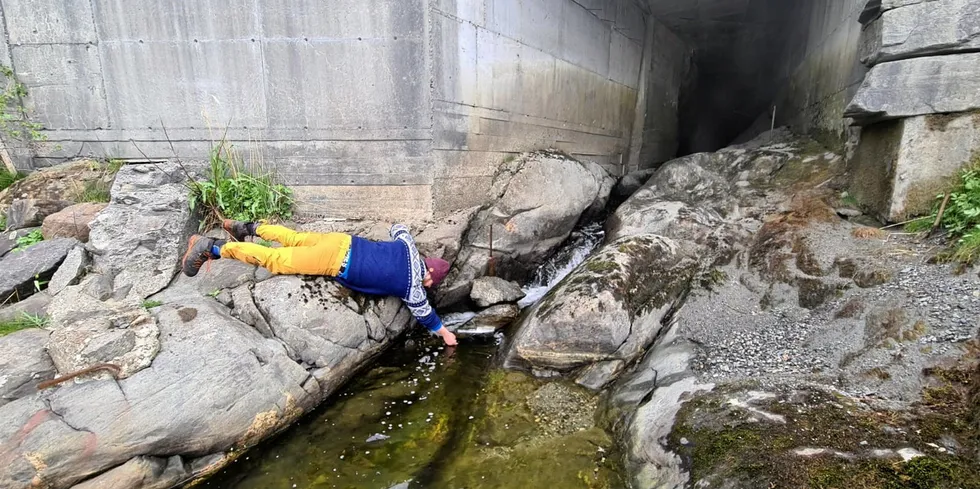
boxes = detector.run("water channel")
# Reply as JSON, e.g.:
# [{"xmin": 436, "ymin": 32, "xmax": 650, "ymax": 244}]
[{"xmin": 202, "ymin": 224, "xmax": 623, "ymax": 489}]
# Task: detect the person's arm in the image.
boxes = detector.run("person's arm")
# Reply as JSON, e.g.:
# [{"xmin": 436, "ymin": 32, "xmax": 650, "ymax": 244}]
[
  {"xmin": 403, "ymin": 297, "xmax": 457, "ymax": 346},
  {"xmin": 391, "ymin": 224, "xmax": 457, "ymax": 346}
]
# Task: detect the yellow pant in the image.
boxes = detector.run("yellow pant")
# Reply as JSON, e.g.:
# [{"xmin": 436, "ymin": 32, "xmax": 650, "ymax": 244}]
[{"xmin": 220, "ymin": 224, "xmax": 352, "ymax": 276}]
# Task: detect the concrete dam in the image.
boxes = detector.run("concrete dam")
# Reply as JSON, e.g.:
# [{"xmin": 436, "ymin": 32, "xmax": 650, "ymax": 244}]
[{"xmin": 0, "ymin": 0, "xmax": 976, "ymax": 224}]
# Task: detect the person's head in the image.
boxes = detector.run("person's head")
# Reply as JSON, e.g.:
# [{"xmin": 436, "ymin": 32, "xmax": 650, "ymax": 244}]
[{"xmin": 423, "ymin": 257, "xmax": 450, "ymax": 288}]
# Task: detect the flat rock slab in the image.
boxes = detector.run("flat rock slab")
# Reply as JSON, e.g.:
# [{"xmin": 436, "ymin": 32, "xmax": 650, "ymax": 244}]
[
  {"xmin": 845, "ymin": 53, "xmax": 980, "ymax": 124},
  {"xmin": 0, "ymin": 298, "xmax": 312, "ymax": 488},
  {"xmin": 0, "ymin": 237, "xmax": 77, "ymax": 304},
  {"xmin": 869, "ymin": 0, "xmax": 980, "ymax": 64}
]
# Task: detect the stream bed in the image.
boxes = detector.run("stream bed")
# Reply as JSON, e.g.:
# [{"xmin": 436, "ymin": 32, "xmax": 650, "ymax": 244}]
[{"xmin": 202, "ymin": 224, "xmax": 622, "ymax": 488}]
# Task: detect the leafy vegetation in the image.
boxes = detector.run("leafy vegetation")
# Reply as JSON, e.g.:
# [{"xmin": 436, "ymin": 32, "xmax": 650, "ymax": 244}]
[
  {"xmin": 0, "ymin": 167, "xmax": 25, "ymax": 192},
  {"xmin": 0, "ymin": 312, "xmax": 48, "ymax": 337},
  {"xmin": 142, "ymin": 299, "xmax": 163, "ymax": 309},
  {"xmin": 906, "ymin": 154, "xmax": 980, "ymax": 263},
  {"xmin": 72, "ymin": 159, "xmax": 125, "ymax": 203},
  {"xmin": 12, "ymin": 229, "xmax": 43, "ymax": 251},
  {"xmin": 0, "ymin": 64, "xmax": 45, "ymax": 143},
  {"xmin": 187, "ymin": 140, "xmax": 293, "ymax": 231}
]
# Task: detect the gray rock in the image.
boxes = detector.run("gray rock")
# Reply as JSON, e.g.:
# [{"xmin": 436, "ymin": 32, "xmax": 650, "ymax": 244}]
[
  {"xmin": 470, "ymin": 276, "xmax": 526, "ymax": 308},
  {"xmin": 0, "ymin": 292, "xmax": 51, "ymax": 323},
  {"xmin": 0, "ymin": 298, "xmax": 312, "ymax": 488},
  {"xmin": 0, "ymin": 328, "xmax": 55, "ymax": 407},
  {"xmin": 71, "ymin": 455, "xmax": 189, "ymax": 489},
  {"xmin": 864, "ymin": 0, "xmax": 980, "ymax": 64},
  {"xmin": 149, "ymin": 258, "xmax": 257, "ymax": 305},
  {"xmin": 455, "ymin": 304, "xmax": 521, "ymax": 334},
  {"xmin": 504, "ymin": 234, "xmax": 696, "ymax": 376},
  {"xmin": 87, "ymin": 163, "xmax": 196, "ymax": 302},
  {"xmin": 439, "ymin": 151, "xmax": 614, "ymax": 307},
  {"xmin": 575, "ymin": 360, "xmax": 625, "ymax": 391},
  {"xmin": 5, "ymin": 199, "xmax": 73, "ymax": 231},
  {"xmin": 613, "ymin": 168, "xmax": 657, "ymax": 202},
  {"xmin": 845, "ymin": 53, "xmax": 980, "ymax": 124},
  {"xmin": 0, "ymin": 238, "xmax": 77, "ymax": 304},
  {"xmin": 230, "ymin": 284, "xmax": 274, "ymax": 338},
  {"xmin": 253, "ymin": 276, "xmax": 411, "ymax": 369},
  {"xmin": 415, "ymin": 206, "xmax": 479, "ymax": 264},
  {"xmin": 45, "ymin": 285, "xmax": 160, "ymax": 379},
  {"xmin": 80, "ymin": 273, "xmax": 113, "ymax": 301},
  {"xmin": 48, "ymin": 246, "xmax": 89, "ymax": 295}
]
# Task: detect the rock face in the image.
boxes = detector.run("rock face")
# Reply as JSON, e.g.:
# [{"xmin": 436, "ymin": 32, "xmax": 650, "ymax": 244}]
[
  {"xmin": 48, "ymin": 246, "xmax": 90, "ymax": 295},
  {"xmin": 41, "ymin": 202, "xmax": 107, "ymax": 242},
  {"xmin": 5, "ymin": 199, "xmax": 73, "ymax": 231},
  {"xmin": 516, "ymin": 132, "xmax": 858, "ymax": 386},
  {"xmin": 845, "ymin": 53, "xmax": 980, "ymax": 124},
  {"xmin": 0, "ymin": 329, "xmax": 56, "ymax": 407},
  {"xmin": 88, "ymin": 163, "xmax": 197, "ymax": 302},
  {"xmin": 469, "ymin": 276, "xmax": 525, "ymax": 308},
  {"xmin": 438, "ymin": 151, "xmax": 614, "ymax": 307},
  {"xmin": 0, "ymin": 270, "xmax": 413, "ymax": 489},
  {"xmin": 505, "ymin": 234, "xmax": 696, "ymax": 388},
  {"xmin": 0, "ymin": 238, "xmax": 77, "ymax": 304},
  {"xmin": 849, "ymin": 112, "xmax": 980, "ymax": 222},
  {"xmin": 862, "ymin": 0, "xmax": 980, "ymax": 65}
]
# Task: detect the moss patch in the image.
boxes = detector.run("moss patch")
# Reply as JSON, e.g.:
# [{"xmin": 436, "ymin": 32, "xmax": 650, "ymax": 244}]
[{"xmin": 666, "ymin": 372, "xmax": 980, "ymax": 489}]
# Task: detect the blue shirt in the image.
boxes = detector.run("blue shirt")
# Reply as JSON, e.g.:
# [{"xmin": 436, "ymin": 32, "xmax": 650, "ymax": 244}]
[{"xmin": 335, "ymin": 224, "xmax": 444, "ymax": 332}]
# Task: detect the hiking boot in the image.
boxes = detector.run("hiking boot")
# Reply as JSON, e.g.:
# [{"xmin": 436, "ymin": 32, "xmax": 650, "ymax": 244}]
[
  {"xmin": 182, "ymin": 235, "xmax": 216, "ymax": 277},
  {"xmin": 222, "ymin": 219, "xmax": 253, "ymax": 242}
]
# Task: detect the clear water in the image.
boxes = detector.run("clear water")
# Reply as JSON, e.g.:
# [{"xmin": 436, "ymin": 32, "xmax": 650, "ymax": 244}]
[
  {"xmin": 201, "ymin": 224, "xmax": 619, "ymax": 489},
  {"xmin": 518, "ymin": 222, "xmax": 604, "ymax": 308}
]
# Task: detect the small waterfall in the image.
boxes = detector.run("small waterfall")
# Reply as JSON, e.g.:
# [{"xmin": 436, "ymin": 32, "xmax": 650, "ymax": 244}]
[{"xmin": 518, "ymin": 222, "xmax": 605, "ymax": 308}]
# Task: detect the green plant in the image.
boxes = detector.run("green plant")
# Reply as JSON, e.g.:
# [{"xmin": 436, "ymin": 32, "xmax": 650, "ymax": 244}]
[
  {"xmin": 0, "ymin": 167, "xmax": 25, "ymax": 192},
  {"xmin": 0, "ymin": 312, "xmax": 48, "ymax": 337},
  {"xmin": 32, "ymin": 274, "xmax": 47, "ymax": 293},
  {"xmin": 142, "ymin": 299, "xmax": 163, "ymax": 309},
  {"xmin": 72, "ymin": 159, "xmax": 124, "ymax": 203},
  {"xmin": 187, "ymin": 140, "xmax": 293, "ymax": 231},
  {"xmin": 256, "ymin": 238, "xmax": 274, "ymax": 247},
  {"xmin": 908, "ymin": 156, "xmax": 980, "ymax": 263},
  {"xmin": 13, "ymin": 229, "xmax": 43, "ymax": 251},
  {"xmin": 0, "ymin": 64, "xmax": 45, "ymax": 143}
]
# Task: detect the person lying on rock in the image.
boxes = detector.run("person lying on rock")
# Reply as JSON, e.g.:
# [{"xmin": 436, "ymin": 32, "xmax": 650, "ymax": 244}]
[{"xmin": 180, "ymin": 220, "xmax": 458, "ymax": 346}]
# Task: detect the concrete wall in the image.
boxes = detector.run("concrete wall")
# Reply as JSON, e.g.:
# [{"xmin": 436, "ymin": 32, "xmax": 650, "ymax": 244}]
[{"xmin": 0, "ymin": 0, "xmax": 690, "ymax": 220}]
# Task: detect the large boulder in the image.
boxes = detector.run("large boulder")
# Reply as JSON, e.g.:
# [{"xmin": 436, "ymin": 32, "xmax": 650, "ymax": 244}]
[
  {"xmin": 861, "ymin": 0, "xmax": 980, "ymax": 65},
  {"xmin": 87, "ymin": 163, "xmax": 197, "ymax": 302},
  {"xmin": 438, "ymin": 151, "xmax": 614, "ymax": 307},
  {"xmin": 845, "ymin": 53, "xmax": 980, "ymax": 124},
  {"xmin": 0, "ymin": 237, "xmax": 77, "ymax": 304},
  {"xmin": 0, "ymin": 160, "xmax": 107, "ymax": 207},
  {"xmin": 504, "ymin": 234, "xmax": 697, "ymax": 389},
  {"xmin": 41, "ymin": 202, "xmax": 107, "ymax": 242}
]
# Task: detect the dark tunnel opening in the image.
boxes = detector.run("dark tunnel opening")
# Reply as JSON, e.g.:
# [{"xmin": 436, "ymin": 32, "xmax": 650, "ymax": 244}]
[{"xmin": 647, "ymin": 0, "xmax": 815, "ymax": 155}]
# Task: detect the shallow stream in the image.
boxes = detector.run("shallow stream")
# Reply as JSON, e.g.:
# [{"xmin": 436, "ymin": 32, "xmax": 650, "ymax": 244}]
[{"xmin": 203, "ymin": 224, "xmax": 622, "ymax": 489}]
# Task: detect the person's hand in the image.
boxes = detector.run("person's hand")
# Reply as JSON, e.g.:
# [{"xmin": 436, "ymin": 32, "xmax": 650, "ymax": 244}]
[{"xmin": 437, "ymin": 327, "xmax": 457, "ymax": 346}]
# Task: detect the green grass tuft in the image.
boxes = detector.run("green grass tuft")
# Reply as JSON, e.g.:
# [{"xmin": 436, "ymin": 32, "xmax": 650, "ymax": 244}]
[
  {"xmin": 0, "ymin": 312, "xmax": 48, "ymax": 337},
  {"xmin": 908, "ymin": 154, "xmax": 980, "ymax": 264},
  {"xmin": 0, "ymin": 168, "xmax": 25, "ymax": 192},
  {"xmin": 141, "ymin": 299, "xmax": 163, "ymax": 309},
  {"xmin": 187, "ymin": 139, "xmax": 294, "ymax": 232}
]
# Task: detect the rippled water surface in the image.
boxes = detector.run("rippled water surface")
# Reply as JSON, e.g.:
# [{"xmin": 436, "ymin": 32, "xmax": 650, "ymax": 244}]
[{"xmin": 203, "ymin": 223, "xmax": 619, "ymax": 488}]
